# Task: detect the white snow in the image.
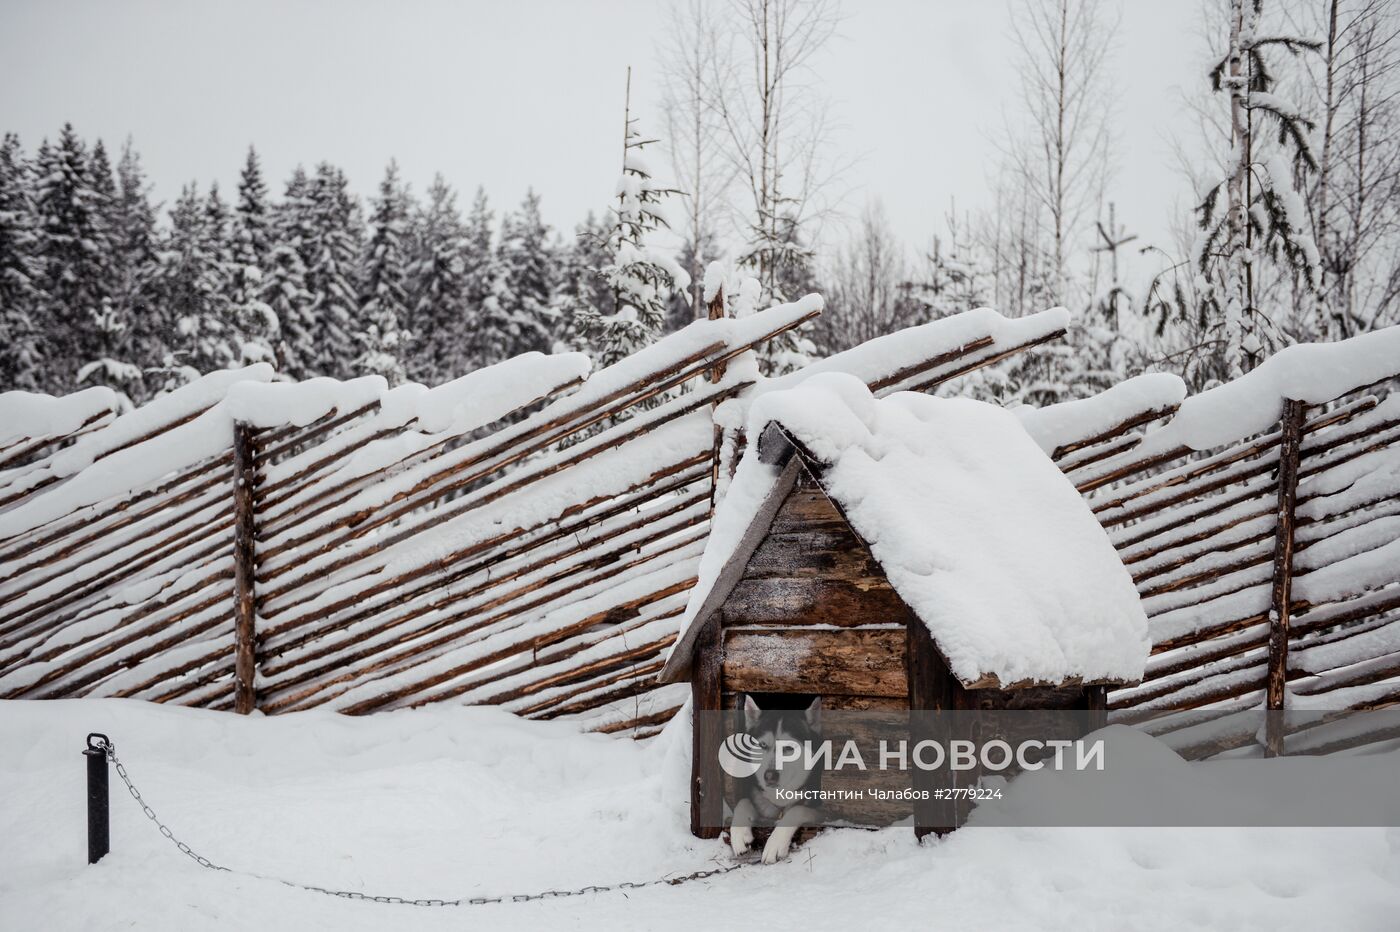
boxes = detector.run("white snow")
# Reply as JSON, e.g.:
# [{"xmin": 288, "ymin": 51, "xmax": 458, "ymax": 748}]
[
  {"xmin": 223, "ymin": 376, "xmax": 388, "ymax": 429},
  {"xmin": 678, "ymin": 373, "xmax": 1150, "ymax": 687},
  {"xmin": 1146, "ymin": 324, "xmax": 1400, "ymax": 452},
  {"xmin": 702, "ymin": 259, "xmax": 727, "ymax": 302},
  {"xmin": 714, "ymin": 307, "xmax": 1073, "ymax": 435},
  {"xmin": 3, "ymin": 699, "xmax": 1398, "ymax": 931},
  {"xmin": 1015, "ymin": 373, "xmax": 1188, "ymax": 455},
  {"xmin": 0, "ymin": 353, "xmax": 600, "ymax": 542},
  {"xmin": 0, "ymin": 366, "xmax": 273, "ymax": 506},
  {"xmin": 0, "ymin": 386, "xmax": 120, "ymax": 446}
]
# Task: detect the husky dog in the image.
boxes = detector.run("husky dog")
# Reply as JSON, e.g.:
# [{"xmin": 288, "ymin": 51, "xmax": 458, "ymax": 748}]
[{"xmin": 729, "ymin": 696, "xmax": 823, "ymax": 864}]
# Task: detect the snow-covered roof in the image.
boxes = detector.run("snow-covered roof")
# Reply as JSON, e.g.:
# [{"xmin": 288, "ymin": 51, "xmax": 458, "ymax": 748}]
[{"xmin": 661, "ymin": 373, "xmax": 1150, "ymax": 688}]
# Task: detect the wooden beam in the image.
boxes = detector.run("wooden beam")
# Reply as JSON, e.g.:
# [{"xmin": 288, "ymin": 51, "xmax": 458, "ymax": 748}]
[
  {"xmin": 907, "ymin": 619, "xmax": 955, "ymax": 839},
  {"xmin": 1265, "ymin": 399, "xmax": 1306, "ymax": 757},
  {"xmin": 232, "ymin": 421, "xmax": 259, "ymax": 715},
  {"xmin": 708, "ymin": 285, "xmax": 727, "ymax": 511},
  {"xmin": 721, "ymin": 626, "xmax": 909, "ymax": 697},
  {"xmin": 1051, "ymin": 404, "xmax": 1179, "ymax": 461},
  {"xmin": 691, "ymin": 618, "xmax": 723, "ymax": 839}
]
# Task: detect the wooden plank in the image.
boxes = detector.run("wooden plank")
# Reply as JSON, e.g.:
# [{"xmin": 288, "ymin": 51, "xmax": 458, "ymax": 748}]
[
  {"xmin": 1051, "ymin": 404, "xmax": 1179, "ymax": 461},
  {"xmin": 1266, "ymin": 399, "xmax": 1306, "ymax": 756},
  {"xmin": 232, "ymin": 421, "xmax": 259, "ymax": 715},
  {"xmin": 722, "ymin": 577, "xmax": 911, "ymax": 627},
  {"xmin": 0, "ymin": 408, "xmax": 115, "ymax": 471},
  {"xmin": 820, "ymin": 694, "xmax": 909, "ymax": 711},
  {"xmin": 0, "ymin": 454, "xmax": 233, "ymax": 563},
  {"xmin": 766, "ymin": 485, "xmax": 851, "ymax": 535},
  {"xmin": 908, "ymin": 618, "xmax": 955, "ymax": 838},
  {"xmin": 707, "ymin": 287, "xmax": 727, "ymax": 512},
  {"xmin": 721, "ymin": 626, "xmax": 908, "ymax": 697},
  {"xmin": 868, "ymin": 336, "xmax": 995, "ymax": 394},
  {"xmin": 691, "ymin": 618, "xmax": 722, "ymax": 839},
  {"xmin": 903, "ymin": 330, "xmax": 1068, "ymax": 394},
  {"xmin": 742, "ymin": 530, "xmax": 886, "ymax": 581},
  {"xmin": 1083, "ymin": 684, "xmax": 1108, "ymax": 732},
  {"xmin": 720, "ymin": 690, "xmax": 909, "ymax": 712}
]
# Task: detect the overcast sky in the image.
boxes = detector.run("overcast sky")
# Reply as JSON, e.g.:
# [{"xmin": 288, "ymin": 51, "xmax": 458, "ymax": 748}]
[{"xmin": 0, "ymin": 0, "xmax": 1212, "ymax": 283}]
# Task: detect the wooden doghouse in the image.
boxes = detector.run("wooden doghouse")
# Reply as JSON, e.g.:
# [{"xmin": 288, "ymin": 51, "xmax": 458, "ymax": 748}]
[{"xmin": 659, "ymin": 374, "xmax": 1149, "ymax": 838}]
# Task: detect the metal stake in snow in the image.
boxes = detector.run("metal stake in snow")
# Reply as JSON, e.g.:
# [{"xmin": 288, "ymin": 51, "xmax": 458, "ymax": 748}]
[{"xmin": 84, "ymin": 733, "xmax": 111, "ymax": 864}]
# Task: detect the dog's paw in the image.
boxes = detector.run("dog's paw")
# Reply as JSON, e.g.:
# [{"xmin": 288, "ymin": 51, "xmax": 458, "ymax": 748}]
[
  {"xmin": 729, "ymin": 825, "xmax": 753, "ymax": 857},
  {"xmin": 761, "ymin": 830, "xmax": 793, "ymax": 864}
]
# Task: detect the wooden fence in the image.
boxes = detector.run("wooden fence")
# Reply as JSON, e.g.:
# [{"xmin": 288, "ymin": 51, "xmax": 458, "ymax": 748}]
[
  {"xmin": 2, "ymin": 298, "xmax": 1398, "ymax": 750},
  {"xmin": 1021, "ymin": 338, "xmax": 1400, "ymax": 756}
]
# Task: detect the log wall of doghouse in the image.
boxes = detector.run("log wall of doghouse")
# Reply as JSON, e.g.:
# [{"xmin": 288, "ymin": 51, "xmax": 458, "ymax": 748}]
[
  {"xmin": 687, "ymin": 459, "xmax": 1112, "ymax": 838},
  {"xmin": 717, "ymin": 472, "xmax": 913, "ymax": 709}
]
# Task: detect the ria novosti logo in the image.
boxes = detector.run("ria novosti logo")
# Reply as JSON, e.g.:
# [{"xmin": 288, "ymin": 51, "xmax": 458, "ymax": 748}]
[
  {"xmin": 718, "ymin": 729, "xmax": 1108, "ymax": 776},
  {"xmin": 717, "ymin": 732, "xmax": 765, "ymax": 778}
]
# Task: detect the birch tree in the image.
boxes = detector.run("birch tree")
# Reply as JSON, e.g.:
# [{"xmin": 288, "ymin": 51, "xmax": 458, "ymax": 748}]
[
  {"xmin": 660, "ymin": 0, "xmax": 733, "ymax": 321},
  {"xmin": 708, "ymin": 0, "xmax": 840, "ymax": 374},
  {"xmin": 1002, "ymin": 0, "xmax": 1117, "ymax": 308},
  {"xmin": 818, "ymin": 200, "xmax": 920, "ymax": 353},
  {"xmin": 1296, "ymin": 0, "xmax": 1400, "ymax": 337}
]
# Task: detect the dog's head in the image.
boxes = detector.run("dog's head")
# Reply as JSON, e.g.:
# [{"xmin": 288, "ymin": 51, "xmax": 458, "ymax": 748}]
[{"xmin": 743, "ymin": 696, "xmax": 822, "ymax": 807}]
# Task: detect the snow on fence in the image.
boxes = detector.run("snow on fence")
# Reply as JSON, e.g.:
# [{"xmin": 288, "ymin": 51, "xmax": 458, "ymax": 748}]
[
  {"xmin": 1020, "ymin": 327, "xmax": 1400, "ymax": 756},
  {"xmin": 2, "ymin": 301, "xmax": 1397, "ymax": 750}
]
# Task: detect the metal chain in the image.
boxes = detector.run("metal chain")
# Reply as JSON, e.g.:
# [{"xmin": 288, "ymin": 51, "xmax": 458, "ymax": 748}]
[
  {"xmin": 95, "ymin": 736, "xmax": 747, "ymax": 907},
  {"xmin": 104, "ymin": 738, "xmax": 229, "ymax": 874}
]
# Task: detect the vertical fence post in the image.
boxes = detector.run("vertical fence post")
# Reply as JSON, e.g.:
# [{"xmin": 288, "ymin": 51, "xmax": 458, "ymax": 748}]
[
  {"xmin": 1265, "ymin": 399, "xmax": 1307, "ymax": 757},
  {"xmin": 707, "ymin": 285, "xmax": 727, "ymax": 512},
  {"xmin": 232, "ymin": 421, "xmax": 259, "ymax": 714},
  {"xmin": 83, "ymin": 733, "xmax": 110, "ymax": 863}
]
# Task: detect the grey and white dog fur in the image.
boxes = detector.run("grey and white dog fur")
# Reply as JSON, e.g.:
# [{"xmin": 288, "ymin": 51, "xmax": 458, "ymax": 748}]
[{"xmin": 729, "ymin": 696, "xmax": 823, "ymax": 864}]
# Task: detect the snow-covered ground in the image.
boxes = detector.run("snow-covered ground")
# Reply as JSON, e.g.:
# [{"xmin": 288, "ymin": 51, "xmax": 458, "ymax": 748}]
[{"xmin": 2, "ymin": 699, "xmax": 1398, "ymax": 931}]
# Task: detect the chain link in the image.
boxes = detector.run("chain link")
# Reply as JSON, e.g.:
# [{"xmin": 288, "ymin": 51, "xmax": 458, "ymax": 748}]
[{"xmin": 93, "ymin": 736, "xmax": 747, "ymax": 907}]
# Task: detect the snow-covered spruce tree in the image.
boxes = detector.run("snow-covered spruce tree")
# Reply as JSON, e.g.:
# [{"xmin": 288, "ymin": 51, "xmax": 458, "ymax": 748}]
[
  {"xmin": 111, "ymin": 140, "xmax": 165, "ymax": 399},
  {"xmin": 460, "ymin": 186, "xmax": 500, "ymax": 349},
  {"xmin": 76, "ymin": 139, "xmax": 143, "ymax": 402},
  {"xmin": 569, "ymin": 94, "xmax": 690, "ymax": 370},
  {"xmin": 86, "ymin": 138, "xmax": 118, "ymax": 294},
  {"xmin": 153, "ymin": 184, "xmax": 236, "ymax": 384},
  {"xmin": 666, "ymin": 230, "xmax": 720, "ymax": 331},
  {"xmin": 267, "ymin": 167, "xmax": 318, "ymax": 379},
  {"xmin": 734, "ymin": 206, "xmax": 820, "ymax": 374},
  {"xmin": 356, "ymin": 161, "xmax": 411, "ymax": 384},
  {"xmin": 32, "ymin": 124, "xmax": 115, "ymax": 391},
  {"xmin": 407, "ymin": 175, "xmax": 470, "ymax": 384},
  {"xmin": 229, "ymin": 147, "xmax": 279, "ymax": 369},
  {"xmin": 555, "ymin": 211, "xmax": 611, "ymax": 352},
  {"xmin": 492, "ymin": 189, "xmax": 556, "ymax": 361},
  {"xmin": 914, "ymin": 209, "xmax": 995, "ymax": 322},
  {"xmin": 1196, "ymin": 0, "xmax": 1321, "ymax": 377},
  {"xmin": 0, "ymin": 133, "xmax": 44, "ymax": 390},
  {"xmin": 303, "ymin": 163, "xmax": 363, "ymax": 378}
]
